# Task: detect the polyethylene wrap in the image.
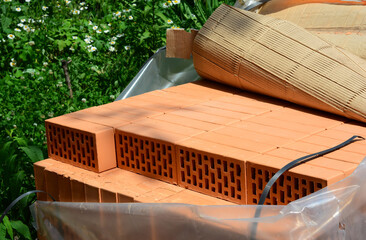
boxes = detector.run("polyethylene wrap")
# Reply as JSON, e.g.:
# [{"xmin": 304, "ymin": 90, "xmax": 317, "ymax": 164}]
[{"xmin": 32, "ymin": 158, "xmax": 366, "ymax": 239}]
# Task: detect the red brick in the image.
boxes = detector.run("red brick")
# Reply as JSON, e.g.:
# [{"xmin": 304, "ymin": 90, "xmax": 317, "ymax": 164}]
[
  {"xmin": 100, "ymin": 188, "xmax": 117, "ymax": 203},
  {"xmin": 201, "ymin": 100, "xmax": 270, "ymax": 115},
  {"xmin": 170, "ymin": 109, "xmax": 239, "ymax": 125},
  {"xmin": 46, "ymin": 115, "xmax": 116, "ymax": 173},
  {"xmin": 183, "ymin": 104, "xmax": 255, "ymax": 120},
  {"xmin": 71, "ymin": 179, "xmax": 85, "ymax": 202}
]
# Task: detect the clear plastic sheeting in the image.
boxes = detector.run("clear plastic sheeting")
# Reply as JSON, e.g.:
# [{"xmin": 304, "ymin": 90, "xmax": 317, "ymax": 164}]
[
  {"xmin": 32, "ymin": 158, "xmax": 366, "ymax": 240},
  {"xmin": 116, "ymin": 47, "xmax": 200, "ymax": 100}
]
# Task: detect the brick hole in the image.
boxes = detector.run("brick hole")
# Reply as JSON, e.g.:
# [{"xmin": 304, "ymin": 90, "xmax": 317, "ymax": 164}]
[
  {"xmin": 147, "ymin": 162, "xmax": 151, "ymax": 171},
  {"xmin": 92, "ymin": 163, "xmax": 95, "ymax": 168},
  {"xmin": 211, "ymin": 173, "xmax": 215, "ymax": 184},
  {"xmin": 68, "ymin": 150, "xmax": 72, "ymax": 160},
  {"xmin": 140, "ymin": 140, "xmax": 144, "ymax": 150},
  {"xmin": 73, "ymin": 157, "xmax": 76, "ymax": 162},
  {"xmin": 124, "ymin": 143, "xmax": 128, "ymax": 153},
  {"xmin": 151, "ymin": 142, "xmax": 155, "ymax": 152},
  {"xmin": 199, "ymin": 169, "xmax": 203, "ymax": 180},
  {"xmin": 142, "ymin": 167, "xmax": 146, "ymax": 171},
  {"xmin": 135, "ymin": 146, "xmax": 139, "ymax": 157},
  {"xmin": 231, "ymin": 187, "xmax": 235, "ymax": 198},
  {"xmin": 251, "ymin": 167, "xmax": 256, "ymax": 180},
  {"xmin": 180, "ymin": 157, "xmax": 184, "ymax": 168},
  {"xmin": 87, "ymin": 156, "xmax": 91, "ymax": 166},
  {"xmin": 81, "ymin": 134, "xmax": 84, "ymax": 144},
  {"xmin": 120, "ymin": 148, "xmax": 124, "ymax": 158},
  {"xmin": 280, "ymin": 191, "xmax": 285, "ymax": 203},
  {"xmin": 302, "ymin": 179, "xmax": 306, "ymax": 185},
  {"xmin": 76, "ymin": 140, "xmax": 80, "ymax": 151},
  {"xmin": 86, "ymin": 143, "xmax": 90, "ymax": 154},
  {"xmin": 91, "ymin": 150, "xmax": 95, "ymax": 160},
  {"xmin": 273, "ymin": 182, "xmax": 277, "ymax": 194},
  {"xmin": 310, "ymin": 182, "xmax": 315, "ymax": 193},
  {"xmin": 66, "ymin": 138, "xmax": 71, "ymax": 148},
  {"xmin": 168, "ymin": 154, "xmax": 172, "ymax": 164},
  {"xmin": 199, "ymin": 183, "xmax": 203, "ymax": 188},
  {"xmin": 163, "ymin": 159, "xmax": 167, "ymax": 169},
  {"xmin": 295, "ymin": 193, "xmax": 300, "ymax": 200},
  {"xmin": 82, "ymin": 147, "xmax": 85, "ymax": 158},
  {"xmin": 252, "ymin": 183, "xmax": 256, "ymax": 195},
  {"xmin": 75, "ymin": 133, "xmax": 79, "ymax": 138},
  {"xmin": 164, "ymin": 172, "xmax": 167, "ymax": 177},
  {"xmin": 317, "ymin": 183, "xmax": 322, "ymax": 189},
  {"xmin": 224, "ymin": 191, "xmax": 228, "ymax": 196},
  {"xmin": 279, "ymin": 175, "xmax": 284, "ymax": 187},
  {"xmin": 141, "ymin": 153, "xmax": 146, "ymax": 163},
  {"xmin": 198, "ymin": 154, "xmax": 202, "ymax": 165},
  {"xmin": 236, "ymin": 179, "xmax": 242, "ymax": 191},
  {"xmin": 287, "ymin": 176, "xmax": 291, "ymax": 181},
  {"xmin": 136, "ymin": 159, "xmax": 140, "ymax": 169},
  {"xmin": 50, "ymin": 145, "xmax": 54, "ymax": 154},
  {"xmin": 217, "ymin": 159, "xmax": 221, "ymax": 165},
  {"xmin": 258, "ymin": 169, "xmax": 262, "ymax": 175},
  {"xmin": 135, "ymin": 138, "xmax": 138, "ymax": 143},
  {"xmin": 129, "ymin": 137, "xmax": 133, "ymax": 147},
  {"xmin": 265, "ymin": 171, "xmax": 269, "ymax": 182},
  {"xmin": 294, "ymin": 178, "xmax": 299, "ymax": 190},
  {"xmin": 273, "ymin": 197, "xmax": 277, "ymax": 205},
  {"xmin": 230, "ymin": 163, "xmax": 234, "ymax": 169},
  {"xmin": 124, "ymin": 136, "xmax": 128, "ymax": 141},
  {"xmin": 258, "ymin": 177, "xmax": 263, "ymax": 190},
  {"xmin": 191, "ymin": 152, "xmax": 195, "ymax": 158},
  {"xmin": 218, "ymin": 183, "xmax": 222, "ymax": 193},
  {"xmin": 224, "ymin": 176, "xmax": 228, "ymax": 188},
  {"xmin": 71, "ymin": 132, "xmax": 75, "ymax": 141},
  {"xmin": 168, "ymin": 146, "xmax": 172, "ymax": 151},
  {"xmin": 223, "ymin": 161, "xmax": 228, "ymax": 172},
  {"xmin": 192, "ymin": 160, "xmax": 196, "ymax": 171},
  {"xmin": 126, "ymin": 157, "xmax": 130, "ymax": 167},
  {"xmin": 212, "ymin": 187, "xmax": 216, "ymax": 191},
  {"xmin": 236, "ymin": 165, "xmax": 241, "ymax": 177},
  {"xmin": 193, "ymin": 175, "xmax": 197, "ymax": 186},
  {"xmin": 83, "ymin": 161, "xmax": 86, "ymax": 165},
  {"xmin": 146, "ymin": 149, "xmax": 150, "ymax": 159},
  {"xmin": 186, "ymin": 165, "xmax": 191, "ymax": 177},
  {"xmin": 131, "ymin": 151, "xmax": 135, "ymax": 161},
  {"xmin": 230, "ymin": 171, "xmax": 235, "ymax": 183},
  {"xmin": 210, "ymin": 158, "xmax": 215, "ymax": 169},
  {"xmin": 205, "ymin": 178, "xmax": 209, "ymax": 189},
  {"xmin": 169, "ymin": 168, "xmax": 173, "ymax": 178},
  {"xmin": 187, "ymin": 179, "xmax": 191, "ymax": 184},
  {"xmin": 153, "ymin": 169, "xmax": 156, "ymax": 174},
  {"xmin": 157, "ymin": 150, "xmax": 161, "ymax": 161},
  {"xmin": 237, "ymin": 195, "xmax": 241, "ymax": 200},
  {"xmin": 217, "ymin": 168, "xmax": 222, "ymax": 179},
  {"xmin": 287, "ymin": 185, "xmax": 292, "ymax": 198},
  {"xmin": 77, "ymin": 153, "xmax": 81, "ymax": 163},
  {"xmin": 302, "ymin": 188, "xmax": 307, "ymax": 197},
  {"xmin": 253, "ymin": 198, "xmax": 258, "ymax": 204},
  {"xmin": 204, "ymin": 164, "xmax": 209, "ymax": 176}
]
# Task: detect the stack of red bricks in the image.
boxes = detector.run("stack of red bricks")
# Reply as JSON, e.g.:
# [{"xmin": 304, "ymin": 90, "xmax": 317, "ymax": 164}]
[{"xmin": 35, "ymin": 80, "xmax": 366, "ymax": 205}]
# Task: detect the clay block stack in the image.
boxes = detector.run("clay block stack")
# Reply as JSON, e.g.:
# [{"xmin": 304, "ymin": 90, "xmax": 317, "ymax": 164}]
[{"xmin": 36, "ymin": 79, "xmax": 366, "ymax": 205}]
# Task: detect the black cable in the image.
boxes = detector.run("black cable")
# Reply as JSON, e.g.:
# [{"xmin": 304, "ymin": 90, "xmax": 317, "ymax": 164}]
[
  {"xmin": 0, "ymin": 190, "xmax": 55, "ymax": 223},
  {"xmin": 249, "ymin": 135, "xmax": 365, "ymax": 240}
]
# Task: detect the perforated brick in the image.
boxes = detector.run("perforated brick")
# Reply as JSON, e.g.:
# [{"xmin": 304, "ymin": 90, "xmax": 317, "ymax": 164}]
[
  {"xmin": 247, "ymin": 155, "xmax": 345, "ymax": 205},
  {"xmin": 176, "ymin": 138, "xmax": 258, "ymax": 204},
  {"xmin": 46, "ymin": 115, "xmax": 116, "ymax": 173},
  {"xmin": 115, "ymin": 123, "xmax": 189, "ymax": 184}
]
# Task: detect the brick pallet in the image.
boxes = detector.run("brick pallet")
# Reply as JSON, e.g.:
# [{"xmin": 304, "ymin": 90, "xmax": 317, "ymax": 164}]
[{"xmin": 40, "ymin": 80, "xmax": 366, "ymax": 205}]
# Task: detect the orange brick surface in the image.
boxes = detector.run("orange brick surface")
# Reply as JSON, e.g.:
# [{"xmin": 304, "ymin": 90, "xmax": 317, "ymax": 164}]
[{"xmin": 43, "ymin": 80, "xmax": 366, "ymax": 205}]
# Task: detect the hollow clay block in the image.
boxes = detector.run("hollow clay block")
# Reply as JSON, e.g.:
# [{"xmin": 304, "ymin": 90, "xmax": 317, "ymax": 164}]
[
  {"xmin": 45, "ymin": 115, "xmax": 116, "ymax": 173},
  {"xmin": 192, "ymin": 4, "xmax": 366, "ymax": 123}
]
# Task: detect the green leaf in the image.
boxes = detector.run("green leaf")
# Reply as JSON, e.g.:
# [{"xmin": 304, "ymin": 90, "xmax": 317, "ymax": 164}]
[
  {"xmin": 57, "ymin": 40, "xmax": 66, "ymax": 52},
  {"xmin": 19, "ymin": 146, "xmax": 44, "ymax": 162},
  {"xmin": 10, "ymin": 221, "xmax": 31, "ymax": 240},
  {"xmin": 13, "ymin": 137, "xmax": 27, "ymax": 147},
  {"xmin": 155, "ymin": 12, "xmax": 168, "ymax": 22},
  {"xmin": 2, "ymin": 216, "xmax": 13, "ymax": 240},
  {"xmin": 0, "ymin": 223, "xmax": 6, "ymax": 240},
  {"xmin": 14, "ymin": 70, "xmax": 23, "ymax": 78}
]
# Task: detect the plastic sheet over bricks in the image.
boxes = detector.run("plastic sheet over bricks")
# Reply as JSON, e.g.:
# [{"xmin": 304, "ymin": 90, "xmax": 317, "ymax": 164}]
[{"xmin": 32, "ymin": 157, "xmax": 366, "ymax": 240}]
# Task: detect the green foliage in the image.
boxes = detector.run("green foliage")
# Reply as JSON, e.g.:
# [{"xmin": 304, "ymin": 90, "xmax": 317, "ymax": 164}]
[{"xmin": 0, "ymin": 0, "xmax": 235, "ymax": 238}]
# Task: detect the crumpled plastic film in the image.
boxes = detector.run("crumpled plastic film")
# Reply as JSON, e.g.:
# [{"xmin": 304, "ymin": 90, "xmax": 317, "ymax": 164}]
[{"xmin": 31, "ymin": 158, "xmax": 366, "ymax": 240}]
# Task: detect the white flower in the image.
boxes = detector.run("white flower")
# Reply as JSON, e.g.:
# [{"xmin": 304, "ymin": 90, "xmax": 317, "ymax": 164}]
[
  {"xmin": 84, "ymin": 6, "xmax": 88, "ymax": 9},
  {"xmin": 88, "ymin": 46, "xmax": 97, "ymax": 52},
  {"xmin": 8, "ymin": 34, "xmax": 15, "ymax": 40},
  {"xmin": 33, "ymin": 123, "xmax": 38, "ymax": 127},
  {"xmin": 80, "ymin": 7, "xmax": 84, "ymax": 11},
  {"xmin": 17, "ymin": 23, "xmax": 24, "ymax": 27},
  {"xmin": 25, "ymin": 0, "xmax": 30, "ymax": 2},
  {"xmin": 73, "ymin": 9, "xmax": 80, "ymax": 15},
  {"xmin": 57, "ymin": 81, "xmax": 63, "ymax": 87},
  {"xmin": 81, "ymin": 98, "xmax": 86, "ymax": 103},
  {"xmin": 48, "ymin": 112, "xmax": 54, "ymax": 117},
  {"xmin": 57, "ymin": 4, "xmax": 60, "ymax": 8},
  {"xmin": 173, "ymin": 0, "xmax": 180, "ymax": 4},
  {"xmin": 128, "ymin": 15, "xmax": 133, "ymax": 20},
  {"xmin": 10, "ymin": 62, "xmax": 16, "ymax": 67},
  {"xmin": 29, "ymin": 41, "xmax": 35, "ymax": 45},
  {"xmin": 96, "ymin": 29, "xmax": 102, "ymax": 34},
  {"xmin": 49, "ymin": 70, "xmax": 53, "ymax": 74},
  {"xmin": 21, "ymin": 19, "xmax": 26, "ymax": 22},
  {"xmin": 42, "ymin": 6, "xmax": 48, "ymax": 11},
  {"xmin": 15, "ymin": 7, "xmax": 21, "ymax": 12},
  {"xmin": 110, "ymin": 95, "xmax": 115, "ymax": 99},
  {"xmin": 88, "ymin": 21, "xmax": 93, "ymax": 25},
  {"xmin": 104, "ymin": 30, "xmax": 109, "ymax": 33},
  {"xmin": 109, "ymin": 46, "xmax": 115, "ymax": 52},
  {"xmin": 65, "ymin": 0, "xmax": 71, "ymax": 5},
  {"xmin": 123, "ymin": 9, "xmax": 131, "ymax": 13},
  {"xmin": 132, "ymin": 3, "xmax": 136, "ymax": 6},
  {"xmin": 167, "ymin": 19, "xmax": 173, "ymax": 24},
  {"xmin": 110, "ymin": 41, "xmax": 115, "ymax": 45},
  {"xmin": 4, "ymin": 0, "xmax": 12, "ymax": 2},
  {"xmin": 111, "ymin": 36, "xmax": 117, "ymax": 40},
  {"xmin": 15, "ymin": 28, "xmax": 21, "ymax": 32},
  {"xmin": 84, "ymin": 38, "xmax": 91, "ymax": 44},
  {"xmin": 113, "ymin": 11, "xmax": 121, "ymax": 17},
  {"xmin": 117, "ymin": 33, "xmax": 124, "ymax": 38},
  {"xmin": 13, "ymin": 125, "xmax": 17, "ymax": 128},
  {"xmin": 93, "ymin": 25, "xmax": 98, "ymax": 30},
  {"xmin": 124, "ymin": 45, "xmax": 130, "ymax": 50},
  {"xmin": 163, "ymin": 2, "xmax": 169, "ymax": 8},
  {"xmin": 23, "ymin": 25, "xmax": 30, "ymax": 32},
  {"xmin": 31, "ymin": 28, "xmax": 35, "ymax": 32},
  {"xmin": 72, "ymin": 36, "xmax": 78, "ymax": 39},
  {"xmin": 108, "ymin": 23, "xmax": 111, "ymax": 26},
  {"xmin": 80, "ymin": 2, "xmax": 85, "ymax": 5},
  {"xmin": 43, "ymin": 62, "xmax": 48, "ymax": 67}
]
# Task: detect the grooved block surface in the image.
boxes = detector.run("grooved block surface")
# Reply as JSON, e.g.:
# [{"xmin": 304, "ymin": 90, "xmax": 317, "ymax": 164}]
[
  {"xmin": 85, "ymin": 105, "xmax": 162, "ymax": 121},
  {"xmin": 71, "ymin": 179, "xmax": 85, "ymax": 202},
  {"xmin": 194, "ymin": 131, "xmax": 276, "ymax": 153},
  {"xmin": 215, "ymin": 93, "xmax": 287, "ymax": 110},
  {"xmin": 100, "ymin": 189, "xmax": 117, "ymax": 203},
  {"xmin": 200, "ymin": 100, "xmax": 270, "ymax": 116},
  {"xmin": 163, "ymin": 82, "xmax": 234, "ymax": 99},
  {"xmin": 183, "ymin": 104, "xmax": 255, "ymax": 120},
  {"xmin": 170, "ymin": 109, "xmax": 239, "ymax": 125},
  {"xmin": 332, "ymin": 122, "xmax": 366, "ymax": 136},
  {"xmin": 85, "ymin": 183, "xmax": 100, "ymax": 203},
  {"xmin": 230, "ymin": 121, "xmax": 308, "ymax": 140},
  {"xmin": 247, "ymin": 155, "xmax": 345, "ymax": 205},
  {"xmin": 152, "ymin": 113, "xmax": 222, "ymax": 131},
  {"xmin": 44, "ymin": 169, "xmax": 59, "ymax": 201},
  {"xmin": 46, "ymin": 115, "xmax": 116, "ymax": 173},
  {"xmin": 115, "ymin": 124, "xmax": 188, "ymax": 184},
  {"xmin": 68, "ymin": 110, "xmax": 129, "ymax": 128},
  {"xmin": 146, "ymin": 90, "xmax": 204, "ymax": 107},
  {"xmin": 34, "ymin": 161, "xmax": 54, "ymax": 201},
  {"xmin": 135, "ymin": 118, "xmax": 204, "ymax": 137}
]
